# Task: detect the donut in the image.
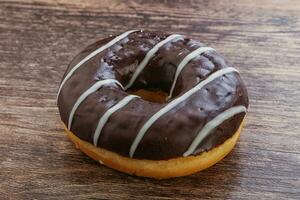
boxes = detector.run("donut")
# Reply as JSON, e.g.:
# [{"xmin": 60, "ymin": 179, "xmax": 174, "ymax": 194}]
[{"xmin": 57, "ymin": 30, "xmax": 249, "ymax": 179}]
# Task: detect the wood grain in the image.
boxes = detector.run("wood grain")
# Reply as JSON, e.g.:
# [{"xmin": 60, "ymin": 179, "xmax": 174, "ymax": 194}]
[{"xmin": 1, "ymin": 0, "xmax": 300, "ymax": 199}]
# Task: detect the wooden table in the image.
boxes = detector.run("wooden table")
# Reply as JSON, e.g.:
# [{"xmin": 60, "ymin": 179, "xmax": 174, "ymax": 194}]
[{"xmin": 1, "ymin": 0, "xmax": 300, "ymax": 199}]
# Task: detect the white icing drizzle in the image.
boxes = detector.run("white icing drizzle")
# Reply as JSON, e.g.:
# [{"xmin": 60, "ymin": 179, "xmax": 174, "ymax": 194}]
[
  {"xmin": 168, "ymin": 47, "xmax": 215, "ymax": 98},
  {"xmin": 183, "ymin": 105, "xmax": 247, "ymax": 157},
  {"xmin": 68, "ymin": 79, "xmax": 123, "ymax": 130},
  {"xmin": 99, "ymin": 160, "xmax": 104, "ymax": 165},
  {"xmin": 57, "ymin": 30, "xmax": 138, "ymax": 102},
  {"xmin": 124, "ymin": 34, "xmax": 183, "ymax": 90},
  {"xmin": 93, "ymin": 95, "xmax": 139, "ymax": 146},
  {"xmin": 129, "ymin": 67, "xmax": 238, "ymax": 158}
]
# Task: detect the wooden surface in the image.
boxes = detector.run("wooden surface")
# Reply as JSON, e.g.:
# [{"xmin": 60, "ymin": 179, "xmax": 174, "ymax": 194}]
[{"xmin": 1, "ymin": 0, "xmax": 300, "ymax": 199}]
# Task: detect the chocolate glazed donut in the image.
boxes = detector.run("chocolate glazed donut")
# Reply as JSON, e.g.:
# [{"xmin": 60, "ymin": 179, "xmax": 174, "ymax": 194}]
[{"xmin": 57, "ymin": 30, "xmax": 249, "ymax": 177}]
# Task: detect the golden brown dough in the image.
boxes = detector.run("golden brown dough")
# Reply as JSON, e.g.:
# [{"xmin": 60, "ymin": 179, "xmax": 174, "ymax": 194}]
[{"xmin": 63, "ymin": 120, "xmax": 244, "ymax": 179}]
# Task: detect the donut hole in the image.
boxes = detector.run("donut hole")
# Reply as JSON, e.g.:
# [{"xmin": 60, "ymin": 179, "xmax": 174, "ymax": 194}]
[
  {"xmin": 226, "ymin": 92, "xmax": 232, "ymax": 97},
  {"xmin": 199, "ymin": 107, "xmax": 204, "ymax": 111},
  {"xmin": 128, "ymin": 88, "xmax": 168, "ymax": 103}
]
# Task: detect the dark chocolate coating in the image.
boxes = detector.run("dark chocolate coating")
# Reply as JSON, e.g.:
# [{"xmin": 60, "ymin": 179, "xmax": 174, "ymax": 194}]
[{"xmin": 57, "ymin": 30, "xmax": 249, "ymax": 160}]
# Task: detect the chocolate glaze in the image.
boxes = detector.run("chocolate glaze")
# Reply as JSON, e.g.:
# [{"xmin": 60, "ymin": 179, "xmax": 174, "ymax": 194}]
[{"xmin": 57, "ymin": 30, "xmax": 249, "ymax": 160}]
